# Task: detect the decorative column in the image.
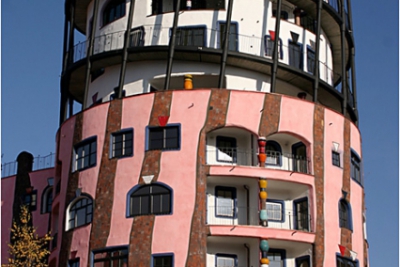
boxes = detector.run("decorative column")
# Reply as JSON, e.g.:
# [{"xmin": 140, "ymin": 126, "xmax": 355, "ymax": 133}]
[
  {"xmin": 260, "ymin": 239, "xmax": 270, "ymax": 267},
  {"xmin": 258, "ymin": 137, "xmax": 267, "ymax": 167},
  {"xmin": 184, "ymin": 74, "xmax": 193, "ymax": 89},
  {"xmin": 259, "ymin": 177, "xmax": 268, "ymax": 226}
]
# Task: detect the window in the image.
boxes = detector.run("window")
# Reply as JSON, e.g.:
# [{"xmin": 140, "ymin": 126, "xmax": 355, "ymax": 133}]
[
  {"xmin": 332, "ymin": 151, "xmax": 340, "ymax": 167},
  {"xmin": 264, "ymin": 36, "xmax": 283, "ymax": 59},
  {"xmin": 265, "ymin": 140, "xmax": 282, "ymax": 165},
  {"xmin": 153, "ymin": 254, "xmax": 173, "ymax": 267},
  {"xmin": 67, "ymin": 195, "xmax": 93, "ymax": 230},
  {"xmin": 307, "ymin": 48, "xmax": 315, "ymax": 74},
  {"xmin": 339, "ymin": 199, "xmax": 352, "ymax": 231},
  {"xmin": 175, "ymin": 26, "xmax": 206, "ymax": 47},
  {"xmin": 41, "ymin": 186, "xmax": 53, "ymax": 213},
  {"xmin": 216, "ymin": 136, "xmax": 237, "ymax": 163},
  {"xmin": 93, "ymin": 247, "xmax": 128, "ymax": 267},
  {"xmin": 266, "ymin": 199, "xmax": 284, "ymax": 222},
  {"xmin": 336, "ymin": 255, "xmax": 358, "ymax": 267},
  {"xmin": 151, "ymin": 0, "xmax": 224, "ymax": 15},
  {"xmin": 267, "ymin": 249, "xmax": 285, "ymax": 267},
  {"xmin": 288, "ymin": 41, "xmax": 302, "ymax": 69},
  {"xmin": 130, "ymin": 27, "xmax": 145, "ymax": 47},
  {"xmin": 23, "ymin": 190, "xmax": 37, "ymax": 211},
  {"xmin": 300, "ymin": 12, "xmax": 316, "ymax": 33},
  {"xmin": 351, "ymin": 151, "xmax": 361, "ymax": 184},
  {"xmin": 215, "ymin": 186, "xmax": 236, "ymax": 218},
  {"xmin": 73, "ymin": 137, "xmax": 97, "ymax": 171},
  {"xmin": 272, "ymin": 10, "xmax": 289, "ymax": 20},
  {"xmin": 147, "ymin": 125, "xmax": 180, "ymax": 151},
  {"xmin": 292, "ymin": 142, "xmax": 308, "ymax": 173},
  {"xmin": 110, "ymin": 129, "xmax": 133, "ymax": 158},
  {"xmin": 218, "ymin": 22, "xmax": 238, "ymax": 51},
  {"xmin": 68, "ymin": 258, "xmax": 80, "ymax": 267},
  {"xmin": 216, "ymin": 254, "xmax": 237, "ymax": 267},
  {"xmin": 128, "ymin": 183, "xmax": 172, "ymax": 217},
  {"xmin": 102, "ymin": 0, "xmax": 126, "ymax": 26},
  {"xmin": 294, "ymin": 198, "xmax": 309, "ymax": 231},
  {"xmin": 296, "ymin": 255, "xmax": 310, "ymax": 267}
]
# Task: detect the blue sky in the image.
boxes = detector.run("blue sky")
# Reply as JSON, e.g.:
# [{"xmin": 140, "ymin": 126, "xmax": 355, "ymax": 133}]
[{"xmin": 1, "ymin": 0, "xmax": 399, "ymax": 265}]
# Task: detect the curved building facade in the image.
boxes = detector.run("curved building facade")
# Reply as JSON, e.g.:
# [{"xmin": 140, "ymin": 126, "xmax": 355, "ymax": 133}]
[{"xmin": 1, "ymin": 0, "xmax": 369, "ymax": 267}]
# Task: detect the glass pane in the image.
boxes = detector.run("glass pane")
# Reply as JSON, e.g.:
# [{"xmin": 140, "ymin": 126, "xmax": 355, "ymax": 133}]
[
  {"xmin": 76, "ymin": 208, "xmax": 86, "ymax": 226},
  {"xmin": 140, "ymin": 196, "xmax": 150, "ymax": 215},
  {"xmin": 152, "ymin": 194, "xmax": 161, "ymax": 214}
]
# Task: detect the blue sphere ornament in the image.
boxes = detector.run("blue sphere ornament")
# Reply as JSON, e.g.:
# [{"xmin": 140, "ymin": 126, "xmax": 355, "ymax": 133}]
[
  {"xmin": 260, "ymin": 239, "xmax": 269, "ymax": 252},
  {"xmin": 260, "ymin": 209, "xmax": 268, "ymax": 221}
]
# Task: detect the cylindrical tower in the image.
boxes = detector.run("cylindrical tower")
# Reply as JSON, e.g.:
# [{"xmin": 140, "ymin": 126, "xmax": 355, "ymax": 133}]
[{"xmin": 50, "ymin": 0, "xmax": 368, "ymax": 266}]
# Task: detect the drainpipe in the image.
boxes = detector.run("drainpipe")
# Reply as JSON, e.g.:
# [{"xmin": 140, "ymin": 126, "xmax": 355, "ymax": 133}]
[
  {"xmin": 340, "ymin": 0, "xmax": 347, "ymax": 116},
  {"xmin": 117, "ymin": 0, "xmax": 136, "ymax": 98},
  {"xmin": 218, "ymin": 0, "xmax": 234, "ymax": 88},
  {"xmin": 270, "ymin": 0, "xmax": 282, "ymax": 93},
  {"xmin": 313, "ymin": 0, "xmax": 323, "ymax": 103},
  {"xmin": 83, "ymin": 0, "xmax": 100, "ymax": 109},
  {"xmin": 244, "ymin": 243, "xmax": 250, "ymax": 267},
  {"xmin": 244, "ymin": 185, "xmax": 250, "ymax": 225},
  {"xmin": 164, "ymin": 0, "xmax": 182, "ymax": 90}
]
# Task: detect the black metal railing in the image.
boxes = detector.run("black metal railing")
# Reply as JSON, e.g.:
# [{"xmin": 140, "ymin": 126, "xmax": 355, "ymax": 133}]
[{"xmin": 1, "ymin": 152, "xmax": 55, "ymax": 178}]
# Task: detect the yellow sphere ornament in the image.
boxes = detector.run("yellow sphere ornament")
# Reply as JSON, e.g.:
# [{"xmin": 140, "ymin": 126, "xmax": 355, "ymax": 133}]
[
  {"xmin": 259, "ymin": 191, "xmax": 267, "ymax": 199},
  {"xmin": 259, "ymin": 179, "xmax": 268, "ymax": 188},
  {"xmin": 260, "ymin": 258, "xmax": 270, "ymax": 264}
]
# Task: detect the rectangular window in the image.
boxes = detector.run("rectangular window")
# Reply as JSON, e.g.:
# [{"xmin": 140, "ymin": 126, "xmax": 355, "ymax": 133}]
[
  {"xmin": 219, "ymin": 22, "xmax": 238, "ymax": 51},
  {"xmin": 307, "ymin": 48, "xmax": 315, "ymax": 74},
  {"xmin": 73, "ymin": 137, "xmax": 97, "ymax": 171},
  {"xmin": 268, "ymin": 250, "xmax": 285, "ymax": 267},
  {"xmin": 147, "ymin": 125, "xmax": 180, "ymax": 151},
  {"xmin": 289, "ymin": 42, "xmax": 302, "ymax": 69},
  {"xmin": 216, "ymin": 254, "xmax": 237, "ymax": 267},
  {"xmin": 93, "ymin": 247, "xmax": 128, "ymax": 267},
  {"xmin": 153, "ymin": 254, "xmax": 173, "ymax": 267},
  {"xmin": 266, "ymin": 200, "xmax": 283, "ymax": 222},
  {"xmin": 130, "ymin": 27, "xmax": 145, "ymax": 47},
  {"xmin": 68, "ymin": 258, "xmax": 80, "ymax": 267},
  {"xmin": 336, "ymin": 255, "xmax": 357, "ymax": 267},
  {"xmin": 216, "ymin": 136, "xmax": 237, "ymax": 163},
  {"xmin": 23, "ymin": 190, "xmax": 37, "ymax": 211},
  {"xmin": 264, "ymin": 36, "xmax": 282, "ymax": 59},
  {"xmin": 111, "ymin": 129, "xmax": 133, "ymax": 158},
  {"xmin": 332, "ymin": 151, "xmax": 340, "ymax": 167},
  {"xmin": 294, "ymin": 198, "xmax": 309, "ymax": 231},
  {"xmin": 175, "ymin": 26, "xmax": 206, "ymax": 47},
  {"xmin": 215, "ymin": 186, "xmax": 236, "ymax": 218},
  {"xmin": 350, "ymin": 151, "xmax": 361, "ymax": 184}
]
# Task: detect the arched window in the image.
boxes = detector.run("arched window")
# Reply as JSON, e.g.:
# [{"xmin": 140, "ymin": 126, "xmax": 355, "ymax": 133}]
[
  {"xmin": 103, "ymin": 0, "xmax": 126, "ymax": 26},
  {"xmin": 266, "ymin": 140, "xmax": 282, "ymax": 165},
  {"xmin": 339, "ymin": 199, "xmax": 352, "ymax": 231},
  {"xmin": 41, "ymin": 186, "xmax": 53, "ymax": 213},
  {"xmin": 66, "ymin": 195, "xmax": 93, "ymax": 230},
  {"xmin": 127, "ymin": 183, "xmax": 172, "ymax": 217}
]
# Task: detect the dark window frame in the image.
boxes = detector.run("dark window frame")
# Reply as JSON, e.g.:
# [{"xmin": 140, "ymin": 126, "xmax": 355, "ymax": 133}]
[
  {"xmin": 110, "ymin": 128, "xmax": 134, "ymax": 159},
  {"xmin": 264, "ymin": 35, "xmax": 283, "ymax": 59},
  {"xmin": 152, "ymin": 253, "xmax": 174, "ymax": 267},
  {"xmin": 350, "ymin": 150, "xmax": 362, "ymax": 185},
  {"xmin": 288, "ymin": 40, "xmax": 303, "ymax": 70},
  {"xmin": 339, "ymin": 199, "xmax": 353, "ymax": 231},
  {"xmin": 92, "ymin": 246, "xmax": 128, "ymax": 267},
  {"xmin": 67, "ymin": 195, "xmax": 93, "ymax": 231},
  {"xmin": 332, "ymin": 151, "xmax": 341, "ymax": 167},
  {"xmin": 293, "ymin": 197, "xmax": 309, "ymax": 231},
  {"xmin": 336, "ymin": 254, "xmax": 359, "ymax": 267},
  {"xmin": 146, "ymin": 124, "xmax": 181, "ymax": 151},
  {"xmin": 266, "ymin": 199, "xmax": 284, "ymax": 222},
  {"xmin": 151, "ymin": 0, "xmax": 224, "ymax": 15},
  {"xmin": 22, "ymin": 190, "xmax": 37, "ymax": 211},
  {"xmin": 272, "ymin": 10, "xmax": 289, "ymax": 20},
  {"xmin": 68, "ymin": 258, "xmax": 80, "ymax": 267},
  {"xmin": 216, "ymin": 136, "xmax": 237, "ymax": 163},
  {"xmin": 215, "ymin": 253, "xmax": 238, "ymax": 267},
  {"xmin": 127, "ymin": 183, "xmax": 173, "ymax": 217},
  {"xmin": 267, "ymin": 249, "xmax": 286, "ymax": 267},
  {"xmin": 295, "ymin": 255, "xmax": 310, "ymax": 267},
  {"xmin": 307, "ymin": 46, "xmax": 316, "ymax": 74},
  {"xmin": 215, "ymin": 186, "xmax": 237, "ymax": 218},
  {"xmin": 102, "ymin": 0, "xmax": 126, "ymax": 26},
  {"xmin": 41, "ymin": 186, "xmax": 53, "ymax": 214},
  {"xmin": 265, "ymin": 140, "xmax": 282, "ymax": 166},
  {"xmin": 172, "ymin": 25, "xmax": 207, "ymax": 47},
  {"xmin": 73, "ymin": 136, "xmax": 97, "ymax": 172},
  {"xmin": 218, "ymin": 21, "xmax": 239, "ymax": 51},
  {"xmin": 129, "ymin": 26, "xmax": 145, "ymax": 47}
]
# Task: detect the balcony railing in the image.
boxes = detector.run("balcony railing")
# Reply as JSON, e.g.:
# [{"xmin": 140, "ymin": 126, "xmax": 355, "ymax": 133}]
[
  {"xmin": 69, "ymin": 26, "xmax": 341, "ymax": 87},
  {"xmin": 206, "ymin": 206, "xmax": 311, "ymax": 232},
  {"xmin": 1, "ymin": 152, "xmax": 55, "ymax": 178},
  {"xmin": 206, "ymin": 147, "xmax": 310, "ymax": 174}
]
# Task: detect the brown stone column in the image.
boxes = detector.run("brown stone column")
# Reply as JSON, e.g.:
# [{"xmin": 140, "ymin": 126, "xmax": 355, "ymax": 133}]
[{"xmin": 258, "ymin": 93, "xmax": 281, "ymax": 137}]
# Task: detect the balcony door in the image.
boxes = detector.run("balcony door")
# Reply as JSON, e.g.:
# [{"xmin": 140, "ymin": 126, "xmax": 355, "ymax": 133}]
[
  {"xmin": 294, "ymin": 197, "xmax": 309, "ymax": 231},
  {"xmin": 292, "ymin": 142, "xmax": 307, "ymax": 173}
]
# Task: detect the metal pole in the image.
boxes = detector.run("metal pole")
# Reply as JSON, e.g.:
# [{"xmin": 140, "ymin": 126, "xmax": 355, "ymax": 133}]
[
  {"xmin": 164, "ymin": 0, "xmax": 182, "ymax": 90},
  {"xmin": 117, "ymin": 0, "xmax": 136, "ymax": 98},
  {"xmin": 218, "ymin": 0, "xmax": 234, "ymax": 88},
  {"xmin": 83, "ymin": 0, "xmax": 100, "ymax": 109},
  {"xmin": 347, "ymin": 0, "xmax": 358, "ymax": 124},
  {"xmin": 340, "ymin": 0, "xmax": 347, "ymax": 116},
  {"xmin": 313, "ymin": 0, "xmax": 323, "ymax": 102},
  {"xmin": 270, "ymin": 0, "xmax": 282, "ymax": 93}
]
